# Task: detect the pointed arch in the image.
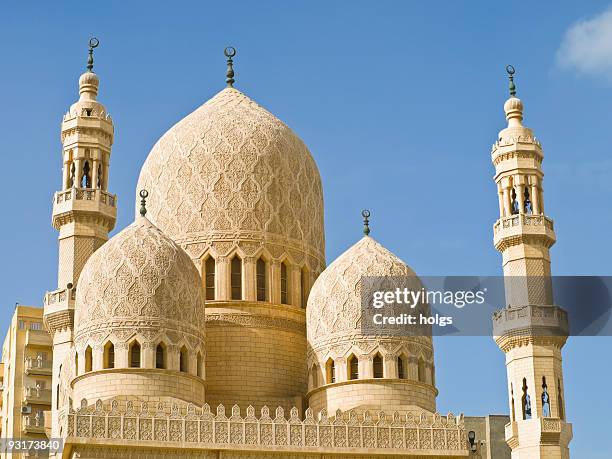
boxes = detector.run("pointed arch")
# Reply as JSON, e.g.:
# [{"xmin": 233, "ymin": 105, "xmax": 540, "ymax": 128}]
[
  {"xmin": 348, "ymin": 354, "xmax": 359, "ymax": 380},
  {"xmin": 179, "ymin": 346, "xmax": 189, "ymax": 373},
  {"xmin": 129, "ymin": 340, "xmax": 141, "ymax": 368},
  {"xmin": 155, "ymin": 342, "xmax": 166, "ymax": 369},
  {"xmin": 231, "ymin": 255, "xmax": 242, "ymax": 300},
  {"xmin": 256, "ymin": 257, "xmax": 267, "ymax": 301},
  {"xmin": 280, "ymin": 261, "xmax": 290, "ymax": 305},
  {"xmin": 373, "ymin": 353, "xmax": 383, "ymax": 378},
  {"xmin": 397, "ymin": 354, "xmax": 407, "ymax": 379},
  {"xmin": 325, "ymin": 358, "xmax": 335, "ymax": 384},
  {"xmin": 205, "ymin": 256, "xmax": 216, "ymax": 301},
  {"xmin": 85, "ymin": 346, "xmax": 92, "ymax": 372},
  {"xmin": 103, "ymin": 341, "xmax": 114, "ymax": 369}
]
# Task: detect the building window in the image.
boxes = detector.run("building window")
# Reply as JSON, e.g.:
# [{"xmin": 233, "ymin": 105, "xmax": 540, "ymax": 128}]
[
  {"xmin": 301, "ymin": 267, "xmax": 308, "ymax": 309},
  {"xmin": 129, "ymin": 341, "xmax": 141, "ymax": 368},
  {"xmin": 348, "ymin": 355, "xmax": 359, "ymax": 380},
  {"xmin": 156, "ymin": 343, "xmax": 166, "ymax": 369},
  {"xmin": 418, "ymin": 358, "xmax": 426, "ymax": 382},
  {"xmin": 397, "ymin": 356, "xmax": 406, "ymax": 379},
  {"xmin": 256, "ymin": 258, "xmax": 267, "ymax": 301},
  {"xmin": 103, "ymin": 342, "xmax": 114, "ymax": 369},
  {"xmin": 18, "ymin": 320, "xmax": 25, "ymax": 330},
  {"xmin": 196, "ymin": 352, "xmax": 203, "ymax": 378},
  {"xmin": 231, "ymin": 256, "xmax": 242, "ymax": 300},
  {"xmin": 85, "ymin": 346, "xmax": 92, "ymax": 372},
  {"xmin": 205, "ymin": 257, "xmax": 215, "ymax": 301},
  {"xmin": 326, "ymin": 358, "xmax": 335, "ymax": 384},
  {"xmin": 510, "ymin": 383, "xmax": 516, "ymax": 422},
  {"xmin": 180, "ymin": 346, "xmax": 188, "ymax": 373},
  {"xmin": 281, "ymin": 262, "xmax": 290, "ymax": 305},
  {"xmin": 30, "ymin": 322, "xmax": 42, "ymax": 331},
  {"xmin": 541, "ymin": 377, "xmax": 551, "ymax": 417}
]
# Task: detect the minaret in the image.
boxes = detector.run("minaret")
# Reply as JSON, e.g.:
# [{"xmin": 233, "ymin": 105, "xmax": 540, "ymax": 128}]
[
  {"xmin": 492, "ymin": 66, "xmax": 572, "ymax": 458},
  {"xmin": 43, "ymin": 38, "xmax": 117, "ymax": 439}
]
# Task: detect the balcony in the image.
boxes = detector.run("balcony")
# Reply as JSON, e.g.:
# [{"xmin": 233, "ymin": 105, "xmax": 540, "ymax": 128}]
[
  {"xmin": 25, "ymin": 329, "xmax": 52, "ymax": 348},
  {"xmin": 52, "ymin": 187, "xmax": 117, "ymax": 231},
  {"xmin": 25, "ymin": 358, "xmax": 52, "ymax": 376},
  {"xmin": 22, "ymin": 413, "xmax": 45, "ymax": 434},
  {"xmin": 23, "ymin": 387, "xmax": 52, "ymax": 405},
  {"xmin": 493, "ymin": 214, "xmax": 556, "ymax": 250}
]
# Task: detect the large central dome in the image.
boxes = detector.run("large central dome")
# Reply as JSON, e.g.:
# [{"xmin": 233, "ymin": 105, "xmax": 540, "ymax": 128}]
[{"xmin": 136, "ymin": 87, "xmax": 325, "ymax": 268}]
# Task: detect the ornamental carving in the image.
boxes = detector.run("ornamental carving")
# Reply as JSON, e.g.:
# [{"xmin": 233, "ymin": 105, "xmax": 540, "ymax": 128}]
[
  {"xmin": 75, "ymin": 217, "xmax": 205, "ymax": 348},
  {"xmin": 65, "ymin": 399, "xmax": 467, "ymax": 453},
  {"xmin": 136, "ymin": 87, "xmax": 326, "ymax": 273}
]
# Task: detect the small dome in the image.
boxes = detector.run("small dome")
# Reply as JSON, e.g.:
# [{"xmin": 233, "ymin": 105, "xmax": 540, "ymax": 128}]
[
  {"xmin": 504, "ymin": 96, "xmax": 523, "ymax": 122},
  {"xmin": 307, "ymin": 236, "xmax": 418, "ymax": 348},
  {"xmin": 136, "ymin": 87, "xmax": 325, "ymax": 268},
  {"xmin": 74, "ymin": 216, "xmax": 205, "ymax": 344},
  {"xmin": 78, "ymin": 71, "xmax": 99, "ymax": 88}
]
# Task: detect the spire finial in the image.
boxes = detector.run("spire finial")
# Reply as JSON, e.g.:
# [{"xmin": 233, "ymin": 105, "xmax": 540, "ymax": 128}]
[
  {"xmin": 224, "ymin": 46, "xmax": 236, "ymax": 87},
  {"xmin": 139, "ymin": 189, "xmax": 149, "ymax": 217},
  {"xmin": 361, "ymin": 209, "xmax": 371, "ymax": 236},
  {"xmin": 87, "ymin": 37, "xmax": 99, "ymax": 72},
  {"xmin": 506, "ymin": 64, "xmax": 516, "ymax": 97}
]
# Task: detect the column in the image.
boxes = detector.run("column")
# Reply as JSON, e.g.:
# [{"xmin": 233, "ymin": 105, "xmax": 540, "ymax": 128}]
[
  {"xmin": 291, "ymin": 266, "xmax": 301, "ymax": 307},
  {"xmin": 217, "ymin": 256, "xmax": 230, "ymax": 301},
  {"xmin": 270, "ymin": 260, "xmax": 281, "ymax": 304},
  {"xmin": 91, "ymin": 158, "xmax": 99, "ymax": 190},
  {"xmin": 530, "ymin": 178, "xmax": 540, "ymax": 215},
  {"xmin": 142, "ymin": 342, "xmax": 155, "ymax": 369},
  {"xmin": 385, "ymin": 354, "xmax": 398, "ymax": 378},
  {"xmin": 497, "ymin": 183, "xmax": 505, "ymax": 217},
  {"xmin": 244, "ymin": 257, "xmax": 257, "ymax": 301}
]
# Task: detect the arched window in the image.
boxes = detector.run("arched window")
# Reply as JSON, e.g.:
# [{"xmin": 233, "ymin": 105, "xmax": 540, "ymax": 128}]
[
  {"xmin": 85, "ymin": 346, "xmax": 92, "ymax": 372},
  {"xmin": 521, "ymin": 378, "xmax": 532, "ymax": 420},
  {"xmin": 82, "ymin": 160, "xmax": 91, "ymax": 188},
  {"xmin": 196, "ymin": 352, "xmax": 203, "ymax": 378},
  {"xmin": 231, "ymin": 256, "xmax": 242, "ymax": 300},
  {"xmin": 103, "ymin": 342, "xmax": 114, "ymax": 369},
  {"xmin": 397, "ymin": 356, "xmax": 406, "ymax": 379},
  {"xmin": 418, "ymin": 358, "xmax": 426, "ymax": 382},
  {"xmin": 348, "ymin": 355, "xmax": 359, "ymax": 380},
  {"xmin": 129, "ymin": 341, "xmax": 141, "ymax": 368},
  {"xmin": 256, "ymin": 257, "xmax": 267, "ymax": 301},
  {"xmin": 56, "ymin": 365, "xmax": 62, "ymax": 409},
  {"xmin": 74, "ymin": 352, "xmax": 79, "ymax": 376},
  {"xmin": 541, "ymin": 376, "xmax": 550, "ymax": 417},
  {"xmin": 180, "ymin": 346, "xmax": 188, "ymax": 373},
  {"xmin": 96, "ymin": 163, "xmax": 102, "ymax": 189},
  {"xmin": 558, "ymin": 379, "xmax": 564, "ymax": 420},
  {"xmin": 510, "ymin": 383, "xmax": 516, "ymax": 422},
  {"xmin": 511, "ymin": 188, "xmax": 519, "ymax": 215},
  {"xmin": 156, "ymin": 343, "xmax": 166, "ymax": 369},
  {"xmin": 281, "ymin": 262, "xmax": 290, "ymax": 305},
  {"xmin": 326, "ymin": 358, "xmax": 335, "ymax": 384},
  {"xmin": 301, "ymin": 267, "xmax": 308, "ymax": 309},
  {"xmin": 524, "ymin": 187, "xmax": 532, "ymax": 214},
  {"xmin": 205, "ymin": 257, "xmax": 215, "ymax": 301},
  {"xmin": 311, "ymin": 364, "xmax": 320, "ymax": 389},
  {"xmin": 373, "ymin": 354, "xmax": 383, "ymax": 378}
]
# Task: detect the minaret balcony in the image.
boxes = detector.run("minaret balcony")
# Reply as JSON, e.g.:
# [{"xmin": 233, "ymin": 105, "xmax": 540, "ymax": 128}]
[
  {"xmin": 493, "ymin": 304, "xmax": 569, "ymax": 350},
  {"xmin": 52, "ymin": 188, "xmax": 117, "ymax": 230},
  {"xmin": 493, "ymin": 214, "xmax": 555, "ymax": 250},
  {"xmin": 43, "ymin": 287, "xmax": 76, "ymax": 333}
]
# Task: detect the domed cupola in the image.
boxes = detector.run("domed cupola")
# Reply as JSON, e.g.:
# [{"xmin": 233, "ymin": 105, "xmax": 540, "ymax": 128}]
[
  {"xmin": 306, "ymin": 219, "xmax": 437, "ymax": 415},
  {"xmin": 135, "ymin": 49, "xmax": 325, "ymax": 412},
  {"xmin": 72, "ymin": 203, "xmax": 206, "ymax": 406}
]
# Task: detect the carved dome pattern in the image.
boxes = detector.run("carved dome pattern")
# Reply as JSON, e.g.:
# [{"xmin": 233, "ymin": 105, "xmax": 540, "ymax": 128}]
[
  {"xmin": 307, "ymin": 236, "xmax": 425, "ymax": 350},
  {"xmin": 136, "ymin": 87, "xmax": 325, "ymax": 268},
  {"xmin": 74, "ymin": 217, "xmax": 205, "ymax": 343}
]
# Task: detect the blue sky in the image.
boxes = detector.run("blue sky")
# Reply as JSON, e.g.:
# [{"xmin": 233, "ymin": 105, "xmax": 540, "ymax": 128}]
[{"xmin": 1, "ymin": 1, "xmax": 611, "ymax": 456}]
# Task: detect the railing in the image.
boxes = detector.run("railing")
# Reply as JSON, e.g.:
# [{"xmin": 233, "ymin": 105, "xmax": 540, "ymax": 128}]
[
  {"xmin": 64, "ymin": 400, "xmax": 468, "ymax": 454},
  {"xmin": 25, "ymin": 358, "xmax": 53, "ymax": 375},
  {"xmin": 23, "ymin": 387, "xmax": 52, "ymax": 405},
  {"xmin": 22, "ymin": 413, "xmax": 45, "ymax": 433},
  {"xmin": 44, "ymin": 287, "xmax": 76, "ymax": 307},
  {"xmin": 54, "ymin": 188, "xmax": 116, "ymax": 208},
  {"xmin": 493, "ymin": 214, "xmax": 554, "ymax": 235}
]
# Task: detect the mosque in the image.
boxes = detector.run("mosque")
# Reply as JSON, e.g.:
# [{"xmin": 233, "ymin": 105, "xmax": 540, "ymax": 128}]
[{"xmin": 1, "ymin": 40, "xmax": 573, "ymax": 458}]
